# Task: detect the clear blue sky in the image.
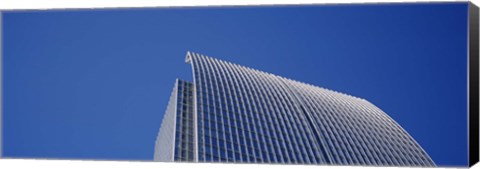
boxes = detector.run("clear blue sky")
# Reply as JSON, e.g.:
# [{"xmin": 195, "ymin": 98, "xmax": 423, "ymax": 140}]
[{"xmin": 2, "ymin": 2, "xmax": 469, "ymax": 166}]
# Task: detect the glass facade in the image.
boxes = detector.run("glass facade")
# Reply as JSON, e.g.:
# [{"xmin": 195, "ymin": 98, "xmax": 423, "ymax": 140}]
[
  {"xmin": 154, "ymin": 79, "xmax": 194, "ymax": 162},
  {"xmin": 173, "ymin": 80, "xmax": 195, "ymax": 161},
  {"xmin": 155, "ymin": 52, "xmax": 435, "ymax": 167}
]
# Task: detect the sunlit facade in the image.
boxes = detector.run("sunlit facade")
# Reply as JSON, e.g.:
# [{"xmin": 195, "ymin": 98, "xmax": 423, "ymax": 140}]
[{"xmin": 154, "ymin": 52, "xmax": 435, "ymax": 166}]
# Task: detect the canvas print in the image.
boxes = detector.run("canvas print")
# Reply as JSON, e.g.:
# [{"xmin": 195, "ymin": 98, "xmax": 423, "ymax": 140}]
[{"xmin": 1, "ymin": 1, "xmax": 479, "ymax": 168}]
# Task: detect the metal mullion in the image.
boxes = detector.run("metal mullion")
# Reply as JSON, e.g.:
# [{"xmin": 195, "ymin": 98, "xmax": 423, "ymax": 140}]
[
  {"xmin": 236, "ymin": 69, "xmax": 272, "ymax": 163},
  {"xmin": 210, "ymin": 58, "xmax": 235, "ymax": 162},
  {"xmin": 298, "ymin": 83, "xmax": 349, "ymax": 164},
  {"xmin": 248, "ymin": 73, "xmax": 296, "ymax": 163},
  {"xmin": 309, "ymin": 87, "xmax": 362, "ymax": 164},
  {"xmin": 309, "ymin": 88, "xmax": 367, "ymax": 165},
  {"xmin": 311, "ymin": 87, "xmax": 389, "ymax": 165},
  {"xmin": 217, "ymin": 63, "xmax": 244, "ymax": 161},
  {"xmin": 340, "ymin": 96, "xmax": 402, "ymax": 166},
  {"xmin": 312, "ymin": 88, "xmax": 366, "ymax": 165},
  {"xmin": 357, "ymin": 102, "xmax": 410, "ymax": 166},
  {"xmin": 305, "ymin": 85, "xmax": 364, "ymax": 165},
  {"xmin": 205, "ymin": 57, "xmax": 226, "ymax": 161},
  {"xmin": 240, "ymin": 71, "xmax": 283, "ymax": 163},
  {"xmin": 281, "ymin": 81, "xmax": 332, "ymax": 164},
  {"xmin": 259, "ymin": 73, "xmax": 309, "ymax": 164},
  {"xmin": 251, "ymin": 76, "xmax": 290, "ymax": 164},
  {"xmin": 233, "ymin": 66, "xmax": 266, "ymax": 163},
  {"xmin": 240, "ymin": 71, "xmax": 282, "ymax": 161},
  {"xmin": 269, "ymin": 77, "xmax": 316, "ymax": 164},
  {"xmin": 338, "ymin": 97, "xmax": 388, "ymax": 166},
  {"xmin": 366, "ymin": 103, "xmax": 427, "ymax": 166},
  {"xmin": 193, "ymin": 54, "xmax": 209, "ymax": 161},
  {"xmin": 198, "ymin": 54, "xmax": 219, "ymax": 161},
  {"xmin": 287, "ymin": 81, "xmax": 339, "ymax": 164},
  {"xmin": 223, "ymin": 62, "xmax": 253, "ymax": 163}
]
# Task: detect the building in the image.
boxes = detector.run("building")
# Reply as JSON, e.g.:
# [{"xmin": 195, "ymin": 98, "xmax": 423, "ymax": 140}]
[{"xmin": 154, "ymin": 52, "xmax": 436, "ymax": 166}]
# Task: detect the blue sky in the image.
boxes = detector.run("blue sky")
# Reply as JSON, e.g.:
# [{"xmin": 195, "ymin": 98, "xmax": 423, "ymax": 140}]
[{"xmin": 2, "ymin": 2, "xmax": 469, "ymax": 166}]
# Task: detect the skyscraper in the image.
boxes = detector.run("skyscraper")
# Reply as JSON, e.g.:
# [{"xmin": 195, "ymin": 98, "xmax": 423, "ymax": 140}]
[{"xmin": 154, "ymin": 52, "xmax": 435, "ymax": 166}]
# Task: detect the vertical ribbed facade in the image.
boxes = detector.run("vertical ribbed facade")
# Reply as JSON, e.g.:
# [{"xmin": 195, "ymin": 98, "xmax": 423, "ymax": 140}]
[
  {"xmin": 155, "ymin": 79, "xmax": 195, "ymax": 162},
  {"xmin": 155, "ymin": 52, "xmax": 435, "ymax": 167}
]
